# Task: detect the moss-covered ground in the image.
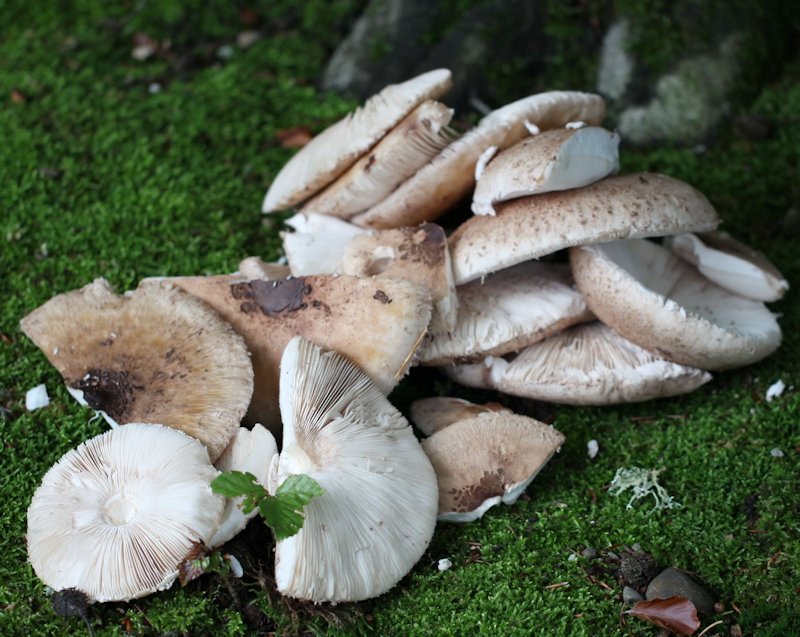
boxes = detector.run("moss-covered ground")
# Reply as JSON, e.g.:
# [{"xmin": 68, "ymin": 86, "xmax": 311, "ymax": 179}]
[{"xmin": 1, "ymin": 2, "xmax": 798, "ymax": 635}]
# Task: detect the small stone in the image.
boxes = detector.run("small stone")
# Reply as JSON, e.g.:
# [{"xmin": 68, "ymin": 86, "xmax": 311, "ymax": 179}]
[
  {"xmin": 730, "ymin": 624, "xmax": 743, "ymax": 637},
  {"xmin": 631, "ymin": 543, "xmax": 642, "ymax": 553},
  {"xmin": 148, "ymin": 82, "xmax": 161, "ymax": 94},
  {"xmin": 587, "ymin": 439, "xmax": 599, "ymax": 459},
  {"xmin": 236, "ymin": 31, "xmax": 261, "ymax": 49},
  {"xmin": 766, "ymin": 379, "xmax": 785, "ymax": 402},
  {"xmin": 581, "ymin": 547, "xmax": 597, "ymax": 560},
  {"xmin": 25, "ymin": 384, "xmax": 50, "ymax": 411},
  {"xmin": 437, "ymin": 558, "xmax": 452, "ymax": 571},
  {"xmin": 645, "ymin": 567, "xmax": 716, "ymax": 618},
  {"xmin": 217, "ymin": 44, "xmax": 234, "ymax": 60},
  {"xmin": 622, "ymin": 585, "xmax": 644, "ymax": 605},
  {"xmin": 770, "ymin": 447, "xmax": 784, "ymax": 458}
]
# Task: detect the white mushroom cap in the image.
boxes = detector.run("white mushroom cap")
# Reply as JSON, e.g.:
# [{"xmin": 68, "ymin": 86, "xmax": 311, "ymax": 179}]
[
  {"xmin": 282, "ymin": 212, "xmax": 365, "ymax": 276},
  {"xmin": 416, "ymin": 261, "xmax": 593, "ymax": 365},
  {"xmin": 471, "ymin": 126, "xmax": 620, "ymax": 216},
  {"xmin": 447, "ymin": 322, "xmax": 712, "ymax": 404},
  {"xmin": 449, "ymin": 172, "xmax": 721, "ymax": 285},
  {"xmin": 20, "ymin": 279, "xmax": 253, "ymax": 461},
  {"xmin": 237, "ymin": 257, "xmax": 292, "ymax": 281},
  {"xmin": 352, "ymin": 91, "xmax": 606, "ymax": 229},
  {"xmin": 570, "ymin": 239, "xmax": 782, "ymax": 369},
  {"xmin": 421, "ymin": 411, "xmax": 565, "ymax": 522},
  {"xmin": 262, "ymin": 69, "xmax": 453, "ymax": 212},
  {"xmin": 410, "ymin": 396, "xmax": 510, "ymax": 437},
  {"xmin": 27, "ymin": 423, "xmax": 224, "ymax": 602},
  {"xmin": 209, "ymin": 424, "xmax": 278, "ymax": 548},
  {"xmin": 667, "ymin": 231, "xmax": 789, "ymax": 302},
  {"xmin": 272, "ymin": 337, "xmax": 438, "ymax": 602}
]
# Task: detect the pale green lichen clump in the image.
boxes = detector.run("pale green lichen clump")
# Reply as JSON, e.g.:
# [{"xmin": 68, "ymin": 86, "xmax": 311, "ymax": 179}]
[{"xmin": 608, "ymin": 467, "xmax": 683, "ymax": 512}]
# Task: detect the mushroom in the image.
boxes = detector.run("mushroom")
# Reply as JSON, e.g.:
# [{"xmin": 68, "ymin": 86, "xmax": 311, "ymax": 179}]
[
  {"xmin": 420, "ymin": 411, "xmax": 565, "ymax": 522},
  {"xmin": 570, "ymin": 239, "xmax": 782, "ymax": 369},
  {"xmin": 471, "ymin": 126, "xmax": 620, "ymax": 216},
  {"xmin": 262, "ymin": 69, "xmax": 453, "ymax": 212},
  {"xmin": 302, "ymin": 100, "xmax": 456, "ymax": 219},
  {"xmin": 410, "ymin": 396, "xmax": 510, "ymax": 436},
  {"xmin": 340, "ymin": 223, "xmax": 457, "ymax": 333},
  {"xmin": 209, "ymin": 424, "xmax": 278, "ymax": 548},
  {"xmin": 271, "ymin": 337, "xmax": 438, "ymax": 602},
  {"xmin": 27, "ymin": 423, "xmax": 224, "ymax": 602},
  {"xmin": 666, "ymin": 231, "xmax": 789, "ymax": 302},
  {"xmin": 445, "ymin": 322, "xmax": 712, "ymax": 404},
  {"xmin": 351, "ymin": 90, "xmax": 606, "ymax": 229},
  {"xmin": 19, "ymin": 279, "xmax": 253, "ymax": 461},
  {"xmin": 237, "ymin": 256, "xmax": 291, "ymax": 281},
  {"xmin": 416, "ymin": 261, "xmax": 593, "ymax": 365},
  {"xmin": 282, "ymin": 212, "xmax": 365, "ymax": 276},
  {"xmin": 449, "ymin": 172, "xmax": 720, "ymax": 285}
]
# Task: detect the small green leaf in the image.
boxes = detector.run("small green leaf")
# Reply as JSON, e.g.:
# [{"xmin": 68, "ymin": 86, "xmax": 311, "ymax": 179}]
[
  {"xmin": 260, "ymin": 475, "xmax": 324, "ymax": 540},
  {"xmin": 211, "ymin": 471, "xmax": 265, "ymax": 498},
  {"xmin": 276, "ymin": 474, "xmax": 325, "ymax": 500}
]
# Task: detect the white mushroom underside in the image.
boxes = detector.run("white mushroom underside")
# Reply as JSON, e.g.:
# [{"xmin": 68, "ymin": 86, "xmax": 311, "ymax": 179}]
[{"xmin": 282, "ymin": 213, "xmax": 365, "ymax": 276}]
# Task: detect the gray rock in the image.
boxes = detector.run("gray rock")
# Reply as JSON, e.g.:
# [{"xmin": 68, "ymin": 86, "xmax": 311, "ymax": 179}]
[
  {"xmin": 581, "ymin": 547, "xmax": 597, "ymax": 559},
  {"xmin": 623, "ymin": 585, "xmax": 644, "ymax": 605},
  {"xmin": 645, "ymin": 567, "xmax": 716, "ymax": 618}
]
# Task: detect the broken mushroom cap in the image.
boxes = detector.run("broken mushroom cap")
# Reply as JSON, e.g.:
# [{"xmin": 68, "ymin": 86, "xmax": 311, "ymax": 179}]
[
  {"xmin": 237, "ymin": 257, "xmax": 292, "ymax": 281},
  {"xmin": 570, "ymin": 239, "xmax": 782, "ymax": 370},
  {"xmin": 410, "ymin": 396, "xmax": 510, "ymax": 437},
  {"xmin": 449, "ymin": 172, "xmax": 720, "ymax": 285},
  {"xmin": 19, "ymin": 279, "xmax": 253, "ymax": 461},
  {"xmin": 302, "ymin": 100, "xmax": 456, "ymax": 219},
  {"xmin": 209, "ymin": 424, "xmax": 278, "ymax": 548},
  {"xmin": 262, "ymin": 69, "xmax": 453, "ymax": 212},
  {"xmin": 27, "ymin": 423, "xmax": 224, "ymax": 602},
  {"xmin": 471, "ymin": 126, "xmax": 620, "ymax": 216},
  {"xmin": 282, "ymin": 212, "xmax": 366, "ymax": 276},
  {"xmin": 352, "ymin": 90, "xmax": 606, "ymax": 229},
  {"xmin": 448, "ymin": 322, "xmax": 712, "ymax": 404},
  {"xmin": 421, "ymin": 411, "xmax": 565, "ymax": 522},
  {"xmin": 272, "ymin": 337, "xmax": 438, "ymax": 602},
  {"xmin": 416, "ymin": 261, "xmax": 593, "ymax": 365},
  {"xmin": 667, "ymin": 231, "xmax": 789, "ymax": 302}
]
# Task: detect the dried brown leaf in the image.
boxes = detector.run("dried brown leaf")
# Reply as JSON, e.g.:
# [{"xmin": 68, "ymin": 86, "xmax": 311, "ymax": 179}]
[
  {"xmin": 276, "ymin": 126, "xmax": 313, "ymax": 149},
  {"xmin": 624, "ymin": 596, "xmax": 700, "ymax": 635}
]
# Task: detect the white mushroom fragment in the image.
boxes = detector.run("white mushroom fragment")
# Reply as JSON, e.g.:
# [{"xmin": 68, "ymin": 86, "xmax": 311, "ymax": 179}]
[
  {"xmin": 302, "ymin": 101, "xmax": 456, "ymax": 219},
  {"xmin": 570, "ymin": 239, "xmax": 782, "ymax": 369},
  {"xmin": 416, "ymin": 261, "xmax": 593, "ymax": 365},
  {"xmin": 449, "ymin": 172, "xmax": 720, "ymax": 285},
  {"xmin": 410, "ymin": 396, "xmax": 510, "ymax": 437},
  {"xmin": 272, "ymin": 337, "xmax": 438, "ymax": 602},
  {"xmin": 27, "ymin": 424, "xmax": 224, "ymax": 602},
  {"xmin": 421, "ymin": 411, "xmax": 565, "ymax": 522},
  {"xmin": 262, "ymin": 69, "xmax": 453, "ymax": 212},
  {"xmin": 238, "ymin": 256, "xmax": 291, "ymax": 281},
  {"xmin": 352, "ymin": 91, "xmax": 606, "ymax": 229},
  {"xmin": 282, "ymin": 212, "xmax": 365, "ymax": 276},
  {"xmin": 471, "ymin": 126, "xmax": 620, "ymax": 216},
  {"xmin": 446, "ymin": 322, "xmax": 712, "ymax": 404},
  {"xmin": 667, "ymin": 231, "xmax": 789, "ymax": 302},
  {"xmin": 19, "ymin": 279, "xmax": 253, "ymax": 461}
]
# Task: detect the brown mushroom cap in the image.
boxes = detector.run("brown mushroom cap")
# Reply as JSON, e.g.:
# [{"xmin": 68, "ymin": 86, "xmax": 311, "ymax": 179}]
[
  {"xmin": 262, "ymin": 69, "xmax": 453, "ymax": 212},
  {"xmin": 421, "ymin": 411, "xmax": 565, "ymax": 522},
  {"xmin": 351, "ymin": 91, "xmax": 606, "ymax": 229},
  {"xmin": 449, "ymin": 172, "xmax": 720, "ymax": 285},
  {"xmin": 20, "ymin": 279, "xmax": 253, "ymax": 461},
  {"xmin": 410, "ymin": 396, "xmax": 510, "ymax": 437},
  {"xmin": 570, "ymin": 239, "xmax": 782, "ymax": 369}
]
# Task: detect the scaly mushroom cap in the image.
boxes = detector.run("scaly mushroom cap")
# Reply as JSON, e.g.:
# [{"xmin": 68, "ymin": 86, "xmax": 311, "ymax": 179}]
[
  {"xmin": 262, "ymin": 69, "xmax": 453, "ymax": 212},
  {"xmin": 421, "ymin": 411, "xmax": 565, "ymax": 522},
  {"xmin": 667, "ymin": 231, "xmax": 789, "ymax": 302},
  {"xmin": 282, "ymin": 212, "xmax": 366, "ymax": 276},
  {"xmin": 340, "ymin": 223, "xmax": 457, "ymax": 333},
  {"xmin": 416, "ymin": 261, "xmax": 593, "ymax": 365},
  {"xmin": 352, "ymin": 91, "xmax": 606, "ymax": 229},
  {"xmin": 302, "ymin": 100, "xmax": 456, "ymax": 219},
  {"xmin": 20, "ymin": 279, "xmax": 253, "ymax": 461},
  {"xmin": 410, "ymin": 397, "xmax": 510, "ymax": 437},
  {"xmin": 158, "ymin": 274, "xmax": 432, "ymax": 432},
  {"xmin": 272, "ymin": 337, "xmax": 438, "ymax": 602},
  {"xmin": 570, "ymin": 239, "xmax": 782, "ymax": 369},
  {"xmin": 472, "ymin": 126, "xmax": 620, "ymax": 216},
  {"xmin": 449, "ymin": 172, "xmax": 720, "ymax": 285},
  {"xmin": 27, "ymin": 424, "xmax": 224, "ymax": 602},
  {"xmin": 209, "ymin": 424, "xmax": 278, "ymax": 548},
  {"xmin": 448, "ymin": 322, "xmax": 712, "ymax": 404}
]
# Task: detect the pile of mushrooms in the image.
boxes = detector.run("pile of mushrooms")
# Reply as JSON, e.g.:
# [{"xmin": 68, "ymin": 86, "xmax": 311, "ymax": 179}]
[{"xmin": 21, "ymin": 68, "xmax": 787, "ymax": 609}]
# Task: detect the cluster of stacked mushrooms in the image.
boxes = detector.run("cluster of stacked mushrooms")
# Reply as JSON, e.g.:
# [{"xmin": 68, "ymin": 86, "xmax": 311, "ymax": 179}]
[{"xmin": 24, "ymin": 69, "xmax": 787, "ymax": 607}]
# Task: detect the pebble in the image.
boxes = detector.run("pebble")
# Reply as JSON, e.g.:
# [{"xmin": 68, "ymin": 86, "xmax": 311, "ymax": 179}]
[
  {"xmin": 623, "ymin": 585, "xmax": 644, "ymax": 605},
  {"xmin": 645, "ymin": 567, "xmax": 716, "ymax": 617},
  {"xmin": 437, "ymin": 558, "xmax": 452, "ymax": 572},
  {"xmin": 581, "ymin": 547, "xmax": 597, "ymax": 559}
]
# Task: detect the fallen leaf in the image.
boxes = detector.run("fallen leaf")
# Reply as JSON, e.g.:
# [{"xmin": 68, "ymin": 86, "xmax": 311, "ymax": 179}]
[
  {"xmin": 177, "ymin": 541, "xmax": 210, "ymax": 586},
  {"xmin": 624, "ymin": 596, "xmax": 700, "ymax": 635},
  {"xmin": 276, "ymin": 126, "xmax": 313, "ymax": 149}
]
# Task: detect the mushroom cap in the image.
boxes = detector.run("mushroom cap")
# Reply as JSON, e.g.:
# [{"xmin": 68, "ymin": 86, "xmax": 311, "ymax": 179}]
[
  {"xmin": 282, "ymin": 212, "xmax": 366, "ymax": 276},
  {"xmin": 352, "ymin": 91, "xmax": 606, "ymax": 229},
  {"xmin": 410, "ymin": 396, "xmax": 510, "ymax": 437},
  {"xmin": 161, "ymin": 274, "xmax": 432, "ymax": 432},
  {"xmin": 340, "ymin": 223, "xmax": 457, "ymax": 333},
  {"xmin": 302, "ymin": 100, "xmax": 455, "ymax": 219},
  {"xmin": 272, "ymin": 337, "xmax": 438, "ymax": 602},
  {"xmin": 416, "ymin": 261, "xmax": 593, "ymax": 365},
  {"xmin": 19, "ymin": 279, "xmax": 253, "ymax": 461},
  {"xmin": 471, "ymin": 126, "xmax": 620, "ymax": 216},
  {"xmin": 570, "ymin": 239, "xmax": 782, "ymax": 369},
  {"xmin": 262, "ymin": 69, "xmax": 453, "ymax": 212},
  {"xmin": 421, "ymin": 411, "xmax": 565, "ymax": 522},
  {"xmin": 449, "ymin": 172, "xmax": 721, "ymax": 285},
  {"xmin": 209, "ymin": 424, "xmax": 278, "ymax": 548},
  {"xmin": 448, "ymin": 322, "xmax": 712, "ymax": 404},
  {"xmin": 667, "ymin": 231, "xmax": 789, "ymax": 302},
  {"xmin": 238, "ymin": 257, "xmax": 292, "ymax": 281},
  {"xmin": 27, "ymin": 423, "xmax": 224, "ymax": 602}
]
